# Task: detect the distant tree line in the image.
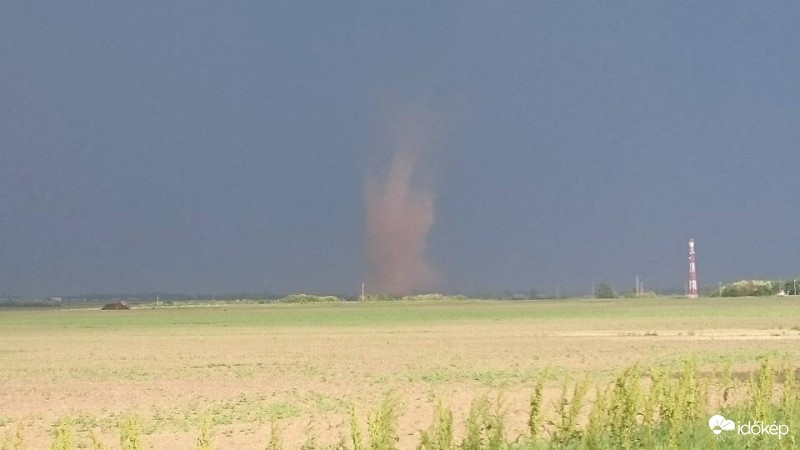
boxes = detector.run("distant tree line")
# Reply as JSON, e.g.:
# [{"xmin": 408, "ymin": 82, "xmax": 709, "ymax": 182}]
[
  {"xmin": 714, "ymin": 279, "xmax": 800, "ymax": 297},
  {"xmin": 0, "ymin": 298, "xmax": 63, "ymax": 308}
]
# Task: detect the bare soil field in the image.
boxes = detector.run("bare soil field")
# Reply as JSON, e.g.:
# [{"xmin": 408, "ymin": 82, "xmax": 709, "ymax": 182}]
[{"xmin": 0, "ymin": 297, "xmax": 799, "ymax": 448}]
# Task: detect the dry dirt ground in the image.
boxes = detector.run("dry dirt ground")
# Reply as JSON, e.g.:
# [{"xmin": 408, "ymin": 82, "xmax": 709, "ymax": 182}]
[{"xmin": 1, "ymin": 301, "xmax": 799, "ymax": 448}]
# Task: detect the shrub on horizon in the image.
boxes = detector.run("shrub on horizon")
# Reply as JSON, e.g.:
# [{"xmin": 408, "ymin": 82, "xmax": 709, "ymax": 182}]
[{"xmin": 278, "ymin": 294, "xmax": 342, "ymax": 304}]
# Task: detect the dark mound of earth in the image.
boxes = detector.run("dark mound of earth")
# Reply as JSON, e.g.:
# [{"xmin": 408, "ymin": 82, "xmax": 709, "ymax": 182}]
[{"xmin": 101, "ymin": 301, "xmax": 130, "ymax": 310}]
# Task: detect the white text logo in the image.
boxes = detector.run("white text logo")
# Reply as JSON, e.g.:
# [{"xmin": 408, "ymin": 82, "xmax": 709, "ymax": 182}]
[{"xmin": 709, "ymin": 414, "xmax": 790, "ymax": 440}]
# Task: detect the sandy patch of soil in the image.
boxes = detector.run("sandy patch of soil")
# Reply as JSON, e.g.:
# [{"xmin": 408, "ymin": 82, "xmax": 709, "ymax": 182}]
[{"xmin": 1, "ymin": 322, "xmax": 798, "ymax": 448}]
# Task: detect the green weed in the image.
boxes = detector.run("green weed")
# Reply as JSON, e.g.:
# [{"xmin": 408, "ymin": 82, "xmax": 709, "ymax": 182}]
[
  {"xmin": 585, "ymin": 385, "xmax": 611, "ymax": 449},
  {"xmin": 266, "ymin": 419, "xmax": 281, "ymax": 450},
  {"xmin": 30, "ymin": 356, "xmax": 800, "ymax": 449},
  {"xmin": 89, "ymin": 429, "xmax": 105, "ymax": 450},
  {"xmin": 609, "ymin": 365, "xmax": 641, "ymax": 449},
  {"xmin": 119, "ymin": 415, "xmax": 143, "ymax": 450},
  {"xmin": 367, "ymin": 395, "xmax": 399, "ymax": 450},
  {"xmin": 418, "ymin": 399, "xmax": 454, "ymax": 450},
  {"xmin": 461, "ymin": 397, "xmax": 489, "ymax": 450},
  {"xmin": 50, "ymin": 418, "xmax": 75, "ymax": 450},
  {"xmin": 349, "ymin": 404, "xmax": 364, "ymax": 450},
  {"xmin": 195, "ymin": 415, "xmax": 214, "ymax": 450},
  {"xmin": 552, "ymin": 376, "xmax": 589, "ymax": 445},
  {"xmin": 485, "ymin": 394, "xmax": 507, "ymax": 450},
  {"xmin": 1, "ymin": 423, "xmax": 26, "ymax": 450},
  {"xmin": 299, "ymin": 421, "xmax": 319, "ymax": 450},
  {"xmin": 527, "ymin": 379, "xmax": 544, "ymax": 441}
]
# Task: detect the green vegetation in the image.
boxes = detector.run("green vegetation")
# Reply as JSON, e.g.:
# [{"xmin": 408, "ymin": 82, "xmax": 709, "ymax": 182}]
[
  {"xmin": 195, "ymin": 415, "xmax": 214, "ymax": 450},
  {"xmin": 3, "ymin": 297, "xmax": 800, "ymax": 448},
  {"xmin": 784, "ymin": 279, "xmax": 800, "ymax": 296},
  {"xmin": 419, "ymin": 400, "xmax": 454, "ymax": 450},
  {"xmin": 720, "ymin": 280, "xmax": 783, "ymax": 297},
  {"xmin": 0, "ymin": 298, "xmax": 64, "ymax": 308},
  {"xmin": 367, "ymin": 395, "xmax": 399, "ymax": 450},
  {"xmin": 713, "ymin": 277, "xmax": 800, "ymax": 296},
  {"xmin": 527, "ymin": 380, "xmax": 544, "ymax": 441},
  {"xmin": 317, "ymin": 358, "xmax": 793, "ymax": 449},
  {"xmin": 3, "ymin": 297, "xmax": 800, "ymax": 332},
  {"xmin": 119, "ymin": 415, "xmax": 142, "ymax": 450},
  {"xmin": 0, "ymin": 422, "xmax": 26, "ymax": 450},
  {"xmin": 16, "ymin": 358, "xmax": 797, "ymax": 448},
  {"xmin": 594, "ymin": 283, "xmax": 617, "ymax": 299},
  {"xmin": 50, "ymin": 418, "xmax": 74, "ymax": 450},
  {"xmin": 266, "ymin": 419, "xmax": 282, "ymax": 450},
  {"xmin": 277, "ymin": 294, "xmax": 343, "ymax": 304},
  {"xmin": 89, "ymin": 430, "xmax": 105, "ymax": 450},
  {"xmin": 349, "ymin": 405, "xmax": 364, "ymax": 450}
]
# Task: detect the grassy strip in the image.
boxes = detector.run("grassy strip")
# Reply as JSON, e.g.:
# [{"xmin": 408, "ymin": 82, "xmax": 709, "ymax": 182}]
[
  {"xmin": 5, "ymin": 297, "xmax": 800, "ymax": 332},
  {"xmin": 7, "ymin": 357, "xmax": 799, "ymax": 449}
]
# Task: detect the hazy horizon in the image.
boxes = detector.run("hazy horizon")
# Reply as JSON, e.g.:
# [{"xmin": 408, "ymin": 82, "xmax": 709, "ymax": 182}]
[{"xmin": 3, "ymin": 3, "xmax": 799, "ymax": 298}]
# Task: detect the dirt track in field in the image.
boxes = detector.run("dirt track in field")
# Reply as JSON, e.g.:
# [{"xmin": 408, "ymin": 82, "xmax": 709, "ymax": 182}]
[{"xmin": 1, "ymin": 313, "xmax": 800, "ymax": 448}]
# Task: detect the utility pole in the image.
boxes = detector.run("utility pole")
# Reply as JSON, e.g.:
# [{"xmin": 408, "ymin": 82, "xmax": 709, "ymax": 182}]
[
  {"xmin": 636, "ymin": 276, "xmax": 640, "ymax": 297},
  {"xmin": 688, "ymin": 239, "xmax": 698, "ymax": 298},
  {"xmin": 361, "ymin": 283, "xmax": 365, "ymax": 302}
]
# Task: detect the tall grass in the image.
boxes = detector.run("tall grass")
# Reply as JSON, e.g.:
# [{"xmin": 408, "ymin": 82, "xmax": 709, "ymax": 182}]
[
  {"xmin": 460, "ymin": 396, "xmax": 490, "ymax": 450},
  {"xmin": 367, "ymin": 395, "xmax": 399, "ymax": 450},
  {"xmin": 119, "ymin": 415, "xmax": 143, "ymax": 450},
  {"xmin": 195, "ymin": 415, "xmax": 214, "ymax": 450},
  {"xmin": 50, "ymin": 418, "xmax": 74, "ymax": 450},
  {"xmin": 552, "ymin": 376, "xmax": 589, "ymax": 446},
  {"xmin": 419, "ymin": 399, "xmax": 454, "ymax": 450},
  {"xmin": 349, "ymin": 405, "xmax": 364, "ymax": 450},
  {"xmin": 1, "ymin": 422, "xmax": 26, "ymax": 450},
  {"xmin": 266, "ymin": 419, "xmax": 282, "ymax": 450},
  {"xmin": 36, "ymin": 358, "xmax": 800, "ymax": 449},
  {"xmin": 526, "ymin": 379, "xmax": 544, "ymax": 441}
]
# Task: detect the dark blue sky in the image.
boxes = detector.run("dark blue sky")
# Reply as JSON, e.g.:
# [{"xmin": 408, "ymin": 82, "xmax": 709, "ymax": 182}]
[{"xmin": 2, "ymin": 2, "xmax": 799, "ymax": 297}]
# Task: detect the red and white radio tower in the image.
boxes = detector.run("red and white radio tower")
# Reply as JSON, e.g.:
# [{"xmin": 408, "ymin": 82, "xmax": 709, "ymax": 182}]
[{"xmin": 688, "ymin": 239, "xmax": 698, "ymax": 298}]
